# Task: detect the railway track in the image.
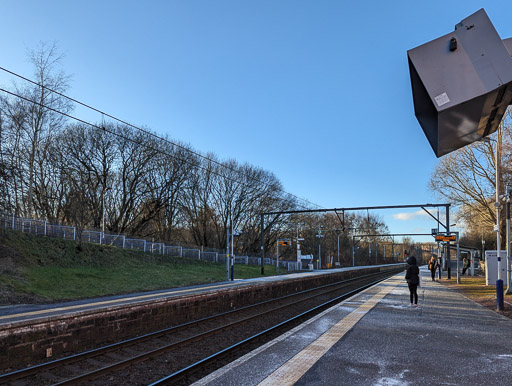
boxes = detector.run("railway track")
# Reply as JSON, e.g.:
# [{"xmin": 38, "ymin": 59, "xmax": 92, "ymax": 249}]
[{"xmin": 1, "ymin": 269, "xmax": 401, "ymax": 385}]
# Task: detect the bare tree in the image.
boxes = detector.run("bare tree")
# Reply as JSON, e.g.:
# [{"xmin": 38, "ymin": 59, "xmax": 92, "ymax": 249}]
[
  {"xmin": 0, "ymin": 42, "xmax": 72, "ymax": 217},
  {"xmin": 429, "ymin": 108, "xmax": 512, "ymax": 248}
]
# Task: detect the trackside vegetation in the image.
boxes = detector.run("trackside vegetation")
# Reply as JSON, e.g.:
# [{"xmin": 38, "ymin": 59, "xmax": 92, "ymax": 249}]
[{"xmin": 0, "ymin": 229, "xmax": 278, "ymax": 304}]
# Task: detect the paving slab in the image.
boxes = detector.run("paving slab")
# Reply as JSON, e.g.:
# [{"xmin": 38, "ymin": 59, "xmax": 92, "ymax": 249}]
[{"xmin": 195, "ymin": 268, "xmax": 512, "ymax": 385}]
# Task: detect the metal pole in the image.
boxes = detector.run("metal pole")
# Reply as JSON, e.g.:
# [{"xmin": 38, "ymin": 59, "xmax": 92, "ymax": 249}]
[
  {"xmin": 318, "ymin": 242, "xmax": 321, "ymax": 270},
  {"xmin": 496, "ymin": 136, "xmax": 504, "ymax": 310},
  {"xmin": 457, "ymin": 233, "xmax": 460, "ymax": 284},
  {"xmin": 456, "ymin": 233, "xmax": 461, "ymax": 284},
  {"xmin": 446, "ymin": 205, "xmax": 451, "ymax": 279},
  {"xmin": 260, "ymin": 214, "xmax": 265, "ymax": 275},
  {"xmin": 507, "ymin": 185, "xmax": 512, "ymax": 294},
  {"xmin": 470, "ymin": 251, "xmax": 474, "ymax": 276},
  {"xmin": 102, "ymin": 190, "xmax": 105, "ymax": 245},
  {"xmin": 226, "ymin": 228, "xmax": 230, "ymax": 281},
  {"xmin": 337, "ymin": 234, "xmax": 340, "ymax": 265},
  {"xmin": 297, "ymin": 227, "xmax": 300, "ymax": 265},
  {"xmin": 276, "ymin": 242, "xmax": 279, "ymax": 274},
  {"xmin": 352, "ymin": 235, "xmax": 355, "ymax": 266},
  {"xmin": 316, "ymin": 226, "xmax": 323, "ymax": 270},
  {"xmin": 231, "ymin": 226, "xmax": 234, "ymax": 281}
]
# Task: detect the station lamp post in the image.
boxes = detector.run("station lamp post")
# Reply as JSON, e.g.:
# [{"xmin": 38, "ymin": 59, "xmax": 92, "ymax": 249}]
[
  {"xmin": 226, "ymin": 228, "xmax": 242, "ymax": 281},
  {"xmin": 316, "ymin": 226, "xmax": 324, "ymax": 270}
]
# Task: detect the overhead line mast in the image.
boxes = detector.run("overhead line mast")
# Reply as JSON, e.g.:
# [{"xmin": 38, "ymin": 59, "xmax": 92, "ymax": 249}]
[{"xmin": 259, "ymin": 203, "xmax": 452, "ymax": 277}]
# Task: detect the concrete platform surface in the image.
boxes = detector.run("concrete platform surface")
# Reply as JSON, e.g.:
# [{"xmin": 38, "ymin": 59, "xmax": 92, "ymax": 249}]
[{"xmin": 194, "ymin": 267, "xmax": 512, "ymax": 386}]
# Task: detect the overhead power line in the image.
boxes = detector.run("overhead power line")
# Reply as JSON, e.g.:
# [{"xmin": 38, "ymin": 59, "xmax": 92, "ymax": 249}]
[{"xmin": 0, "ymin": 66, "xmax": 322, "ymax": 210}]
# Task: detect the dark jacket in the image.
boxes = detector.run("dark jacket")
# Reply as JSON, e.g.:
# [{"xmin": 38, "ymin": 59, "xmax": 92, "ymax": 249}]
[{"xmin": 405, "ymin": 260, "xmax": 420, "ymax": 285}]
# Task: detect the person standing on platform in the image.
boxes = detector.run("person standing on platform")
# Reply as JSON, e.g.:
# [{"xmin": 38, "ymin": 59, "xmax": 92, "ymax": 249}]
[
  {"xmin": 405, "ymin": 256, "xmax": 420, "ymax": 307},
  {"xmin": 462, "ymin": 257, "xmax": 470, "ymax": 275},
  {"xmin": 428, "ymin": 256, "xmax": 437, "ymax": 281},
  {"xmin": 437, "ymin": 256, "xmax": 442, "ymax": 280}
]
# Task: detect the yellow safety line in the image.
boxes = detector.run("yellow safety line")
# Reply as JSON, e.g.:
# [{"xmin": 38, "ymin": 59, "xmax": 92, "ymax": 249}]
[
  {"xmin": 258, "ymin": 280, "xmax": 396, "ymax": 386},
  {"xmin": 0, "ymin": 282, "xmax": 238, "ymax": 321}
]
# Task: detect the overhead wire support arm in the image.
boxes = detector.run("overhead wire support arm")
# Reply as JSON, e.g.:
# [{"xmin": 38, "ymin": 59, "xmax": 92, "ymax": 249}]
[
  {"xmin": 261, "ymin": 203, "xmax": 450, "ymax": 216},
  {"xmin": 421, "ymin": 206, "xmax": 448, "ymax": 230}
]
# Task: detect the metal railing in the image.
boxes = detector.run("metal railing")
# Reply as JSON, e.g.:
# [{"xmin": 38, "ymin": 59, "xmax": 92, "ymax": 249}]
[{"xmin": 0, "ymin": 213, "xmax": 300, "ymax": 271}]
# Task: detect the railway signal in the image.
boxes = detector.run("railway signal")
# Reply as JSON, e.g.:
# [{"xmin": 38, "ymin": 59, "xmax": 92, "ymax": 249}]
[{"xmin": 276, "ymin": 238, "xmax": 291, "ymax": 274}]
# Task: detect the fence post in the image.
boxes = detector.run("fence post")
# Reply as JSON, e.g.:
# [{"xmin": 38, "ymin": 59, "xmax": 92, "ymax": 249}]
[
  {"xmin": 44, "ymin": 220, "xmax": 47, "ymax": 236},
  {"xmin": 179, "ymin": 247, "xmax": 182, "ymax": 257},
  {"xmin": 215, "ymin": 252, "xmax": 218, "ymax": 263},
  {"xmin": 12, "ymin": 214, "xmax": 15, "ymax": 230},
  {"xmin": 123, "ymin": 236, "xmax": 126, "ymax": 249},
  {"xmin": 143, "ymin": 240, "xmax": 146, "ymax": 253},
  {"xmin": 73, "ymin": 227, "xmax": 76, "ymax": 240},
  {"xmin": 198, "ymin": 250, "xmax": 201, "ymax": 259}
]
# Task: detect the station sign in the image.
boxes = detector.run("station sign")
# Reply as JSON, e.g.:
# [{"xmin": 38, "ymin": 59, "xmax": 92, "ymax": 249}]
[
  {"xmin": 435, "ymin": 234, "xmax": 457, "ymax": 242},
  {"xmin": 278, "ymin": 239, "xmax": 292, "ymax": 246}
]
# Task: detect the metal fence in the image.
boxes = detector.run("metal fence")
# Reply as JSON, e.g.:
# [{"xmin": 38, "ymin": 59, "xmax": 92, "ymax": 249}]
[{"xmin": 0, "ymin": 213, "xmax": 299, "ymax": 271}]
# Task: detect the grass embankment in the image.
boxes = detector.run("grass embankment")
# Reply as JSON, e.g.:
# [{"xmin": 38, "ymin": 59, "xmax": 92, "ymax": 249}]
[
  {"xmin": 438, "ymin": 275, "xmax": 512, "ymax": 319},
  {"xmin": 0, "ymin": 229, "xmax": 278, "ymax": 304}
]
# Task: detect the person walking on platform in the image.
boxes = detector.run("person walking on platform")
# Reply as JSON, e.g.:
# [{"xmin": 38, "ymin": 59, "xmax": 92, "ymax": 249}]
[
  {"xmin": 428, "ymin": 256, "xmax": 437, "ymax": 281},
  {"xmin": 462, "ymin": 257, "xmax": 470, "ymax": 275},
  {"xmin": 405, "ymin": 256, "xmax": 420, "ymax": 307}
]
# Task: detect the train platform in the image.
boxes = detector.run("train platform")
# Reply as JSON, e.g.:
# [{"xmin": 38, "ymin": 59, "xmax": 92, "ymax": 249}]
[
  {"xmin": 194, "ymin": 267, "xmax": 512, "ymax": 386},
  {"xmin": 0, "ymin": 265, "xmax": 381, "ymax": 327}
]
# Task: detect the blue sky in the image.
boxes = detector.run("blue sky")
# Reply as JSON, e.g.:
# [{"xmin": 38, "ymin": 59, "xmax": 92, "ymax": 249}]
[{"xmin": 1, "ymin": 1, "xmax": 511, "ymax": 242}]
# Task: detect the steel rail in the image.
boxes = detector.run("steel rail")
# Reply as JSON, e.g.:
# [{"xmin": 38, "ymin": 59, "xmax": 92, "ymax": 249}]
[
  {"xmin": 0, "ymin": 269, "xmax": 401, "ymax": 384},
  {"xmin": 50, "ymin": 270, "xmax": 398, "ymax": 385},
  {"xmin": 149, "ymin": 270, "xmax": 399, "ymax": 385}
]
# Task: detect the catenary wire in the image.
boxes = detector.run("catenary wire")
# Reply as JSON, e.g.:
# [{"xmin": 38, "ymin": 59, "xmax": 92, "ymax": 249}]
[
  {"xmin": 0, "ymin": 84, "xmax": 318, "ymax": 211},
  {"xmin": 0, "ymin": 66, "xmax": 323, "ymax": 210}
]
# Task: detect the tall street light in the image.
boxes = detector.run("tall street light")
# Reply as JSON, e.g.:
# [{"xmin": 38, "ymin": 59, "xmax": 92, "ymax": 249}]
[
  {"xmin": 315, "ymin": 225, "xmax": 324, "ymax": 270},
  {"xmin": 481, "ymin": 136, "xmax": 504, "ymax": 310},
  {"xmin": 226, "ymin": 228, "xmax": 242, "ymax": 281}
]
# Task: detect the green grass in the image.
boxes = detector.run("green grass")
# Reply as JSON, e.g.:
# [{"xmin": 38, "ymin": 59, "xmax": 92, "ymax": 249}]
[{"xmin": 0, "ymin": 229, "xmax": 279, "ymax": 302}]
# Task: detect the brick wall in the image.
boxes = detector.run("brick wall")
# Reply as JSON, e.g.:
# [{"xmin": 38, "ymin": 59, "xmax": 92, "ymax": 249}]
[{"xmin": 0, "ymin": 265, "xmax": 402, "ymax": 370}]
